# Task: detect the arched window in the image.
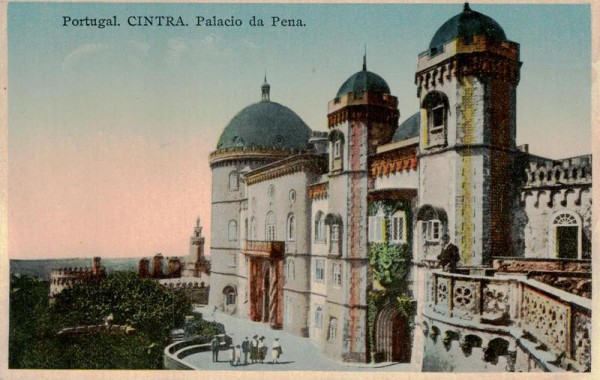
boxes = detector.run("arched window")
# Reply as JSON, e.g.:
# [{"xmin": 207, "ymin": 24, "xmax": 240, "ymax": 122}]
[
  {"xmin": 229, "ymin": 171, "xmax": 239, "ymax": 191},
  {"xmin": 287, "ymin": 213, "xmax": 295, "ymax": 241},
  {"xmin": 266, "ymin": 212, "xmax": 276, "ymax": 241},
  {"xmin": 223, "ymin": 286, "xmax": 237, "ymax": 305},
  {"xmin": 422, "ymin": 91, "xmax": 449, "ymax": 148},
  {"xmin": 244, "ymin": 218, "xmax": 248, "ymax": 240},
  {"xmin": 391, "ymin": 210, "xmax": 407, "ymax": 243},
  {"xmin": 328, "ymin": 130, "xmax": 345, "ymax": 171},
  {"xmin": 250, "ymin": 217, "xmax": 257, "ymax": 239},
  {"xmin": 330, "ymin": 224, "xmax": 341, "ymax": 254},
  {"xmin": 315, "ymin": 306, "xmax": 323, "ymax": 328},
  {"xmin": 328, "ymin": 318, "xmax": 338, "ymax": 342},
  {"xmin": 286, "ymin": 259, "xmax": 295, "ymax": 280},
  {"xmin": 314, "ymin": 211, "xmax": 325, "ymax": 243},
  {"xmin": 550, "ymin": 211, "xmax": 581, "ymax": 259},
  {"xmin": 228, "ymin": 220, "xmax": 238, "ymax": 241}
]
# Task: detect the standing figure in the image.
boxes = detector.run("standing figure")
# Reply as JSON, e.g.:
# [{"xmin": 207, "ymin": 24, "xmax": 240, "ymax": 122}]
[
  {"xmin": 271, "ymin": 338, "xmax": 282, "ymax": 364},
  {"xmin": 235, "ymin": 345, "xmax": 242, "ymax": 366},
  {"xmin": 437, "ymin": 234, "xmax": 460, "ymax": 273},
  {"xmin": 258, "ymin": 336, "xmax": 267, "ymax": 364},
  {"xmin": 228, "ymin": 345, "xmax": 235, "ymax": 366},
  {"xmin": 211, "ymin": 336, "xmax": 220, "ymax": 362},
  {"xmin": 241, "ymin": 337, "xmax": 250, "ymax": 365},
  {"xmin": 250, "ymin": 335, "xmax": 259, "ymax": 363}
]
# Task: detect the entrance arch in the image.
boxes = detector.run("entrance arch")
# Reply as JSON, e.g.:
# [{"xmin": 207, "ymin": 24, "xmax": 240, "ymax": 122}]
[
  {"xmin": 374, "ymin": 305, "xmax": 411, "ymax": 363},
  {"xmin": 549, "ymin": 210, "xmax": 582, "ymax": 259}
]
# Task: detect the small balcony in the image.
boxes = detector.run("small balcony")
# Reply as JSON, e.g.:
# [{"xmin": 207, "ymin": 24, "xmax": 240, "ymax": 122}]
[{"xmin": 242, "ymin": 240, "xmax": 285, "ymax": 259}]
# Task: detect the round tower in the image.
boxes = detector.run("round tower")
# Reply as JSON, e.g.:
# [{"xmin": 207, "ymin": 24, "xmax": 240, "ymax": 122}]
[{"xmin": 208, "ymin": 78, "xmax": 312, "ymax": 315}]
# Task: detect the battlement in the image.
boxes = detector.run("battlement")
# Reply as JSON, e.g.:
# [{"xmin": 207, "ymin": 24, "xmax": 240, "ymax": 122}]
[{"xmin": 524, "ymin": 154, "xmax": 592, "ymax": 188}]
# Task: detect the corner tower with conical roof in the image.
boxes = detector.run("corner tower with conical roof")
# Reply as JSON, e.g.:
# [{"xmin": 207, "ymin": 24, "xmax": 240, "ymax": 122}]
[
  {"xmin": 208, "ymin": 80, "xmax": 312, "ymax": 315},
  {"xmin": 324, "ymin": 56, "xmax": 399, "ymax": 361},
  {"xmin": 415, "ymin": 3, "xmax": 521, "ymax": 265}
]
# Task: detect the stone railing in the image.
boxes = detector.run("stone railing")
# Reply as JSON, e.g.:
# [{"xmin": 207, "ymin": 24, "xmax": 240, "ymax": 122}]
[
  {"xmin": 164, "ymin": 334, "xmax": 232, "ymax": 370},
  {"xmin": 427, "ymin": 271, "xmax": 591, "ymax": 371},
  {"xmin": 242, "ymin": 240, "xmax": 284, "ymax": 259}
]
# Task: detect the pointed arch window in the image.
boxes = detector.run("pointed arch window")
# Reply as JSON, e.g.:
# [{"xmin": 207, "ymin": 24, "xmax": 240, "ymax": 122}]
[
  {"xmin": 250, "ymin": 217, "xmax": 257, "ymax": 239},
  {"xmin": 287, "ymin": 213, "xmax": 295, "ymax": 241}
]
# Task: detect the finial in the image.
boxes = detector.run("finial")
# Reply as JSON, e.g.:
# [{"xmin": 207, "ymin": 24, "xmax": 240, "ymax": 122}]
[
  {"xmin": 363, "ymin": 45, "xmax": 367, "ymax": 71},
  {"xmin": 464, "ymin": 2, "xmax": 471, "ymax": 12},
  {"xmin": 196, "ymin": 216, "xmax": 200, "ymax": 227},
  {"xmin": 261, "ymin": 71, "xmax": 270, "ymax": 102}
]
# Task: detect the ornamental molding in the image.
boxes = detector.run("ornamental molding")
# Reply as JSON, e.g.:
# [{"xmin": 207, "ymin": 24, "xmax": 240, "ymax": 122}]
[{"xmin": 245, "ymin": 154, "xmax": 328, "ymax": 186}]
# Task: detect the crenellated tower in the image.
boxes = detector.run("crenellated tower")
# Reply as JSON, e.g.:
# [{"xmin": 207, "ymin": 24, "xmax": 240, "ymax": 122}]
[{"xmin": 415, "ymin": 3, "xmax": 521, "ymax": 265}]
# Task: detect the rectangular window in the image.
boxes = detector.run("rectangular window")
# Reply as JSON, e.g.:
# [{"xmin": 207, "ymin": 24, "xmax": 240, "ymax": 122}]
[
  {"xmin": 315, "ymin": 218, "xmax": 325, "ymax": 242},
  {"xmin": 315, "ymin": 259, "xmax": 325, "ymax": 282},
  {"xmin": 431, "ymin": 105, "xmax": 445, "ymax": 131},
  {"xmin": 391, "ymin": 212, "xmax": 406, "ymax": 243},
  {"xmin": 333, "ymin": 140, "xmax": 341, "ymax": 159},
  {"xmin": 368, "ymin": 215, "xmax": 385, "ymax": 242},
  {"xmin": 328, "ymin": 318, "xmax": 338, "ymax": 342},
  {"xmin": 331, "ymin": 224, "xmax": 340, "ymax": 242},
  {"xmin": 332, "ymin": 263, "xmax": 342, "ymax": 287},
  {"xmin": 424, "ymin": 220, "xmax": 441, "ymax": 242}
]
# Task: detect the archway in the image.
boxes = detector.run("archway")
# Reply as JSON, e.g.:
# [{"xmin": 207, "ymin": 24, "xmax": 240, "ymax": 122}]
[
  {"xmin": 549, "ymin": 211, "xmax": 581, "ymax": 259},
  {"xmin": 374, "ymin": 305, "xmax": 411, "ymax": 362}
]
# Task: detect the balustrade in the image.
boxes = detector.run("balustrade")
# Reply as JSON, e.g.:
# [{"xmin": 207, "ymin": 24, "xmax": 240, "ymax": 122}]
[
  {"xmin": 242, "ymin": 240, "xmax": 284, "ymax": 258},
  {"xmin": 427, "ymin": 271, "xmax": 591, "ymax": 371}
]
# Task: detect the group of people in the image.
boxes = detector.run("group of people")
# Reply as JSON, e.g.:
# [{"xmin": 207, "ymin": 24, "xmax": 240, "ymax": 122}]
[{"xmin": 211, "ymin": 335, "xmax": 283, "ymax": 366}]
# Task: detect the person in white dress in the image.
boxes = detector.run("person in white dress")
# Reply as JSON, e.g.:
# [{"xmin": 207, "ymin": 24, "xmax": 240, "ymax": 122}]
[{"xmin": 271, "ymin": 338, "xmax": 282, "ymax": 364}]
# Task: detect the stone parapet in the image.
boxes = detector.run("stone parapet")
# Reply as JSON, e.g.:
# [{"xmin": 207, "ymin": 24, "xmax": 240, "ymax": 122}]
[{"xmin": 424, "ymin": 270, "xmax": 591, "ymax": 372}]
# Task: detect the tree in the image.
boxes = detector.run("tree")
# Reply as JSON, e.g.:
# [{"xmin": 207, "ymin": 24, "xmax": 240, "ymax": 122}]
[{"xmin": 10, "ymin": 271, "xmax": 193, "ymax": 369}]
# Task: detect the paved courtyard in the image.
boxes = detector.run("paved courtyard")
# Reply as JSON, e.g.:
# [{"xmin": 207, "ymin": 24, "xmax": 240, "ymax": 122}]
[{"xmin": 182, "ymin": 306, "xmax": 412, "ymax": 372}]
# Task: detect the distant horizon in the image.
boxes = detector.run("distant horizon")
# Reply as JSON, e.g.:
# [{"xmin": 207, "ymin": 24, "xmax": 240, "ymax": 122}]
[{"xmin": 8, "ymin": 2, "xmax": 591, "ymax": 259}]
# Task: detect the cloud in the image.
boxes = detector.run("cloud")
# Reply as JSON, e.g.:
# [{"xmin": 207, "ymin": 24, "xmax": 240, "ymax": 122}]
[{"xmin": 62, "ymin": 43, "xmax": 111, "ymax": 70}]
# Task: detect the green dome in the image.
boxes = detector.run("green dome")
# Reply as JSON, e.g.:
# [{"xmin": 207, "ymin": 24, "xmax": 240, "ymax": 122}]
[
  {"xmin": 336, "ymin": 69, "xmax": 390, "ymax": 97},
  {"xmin": 216, "ymin": 100, "xmax": 312, "ymax": 151},
  {"xmin": 429, "ymin": 3, "xmax": 506, "ymax": 50}
]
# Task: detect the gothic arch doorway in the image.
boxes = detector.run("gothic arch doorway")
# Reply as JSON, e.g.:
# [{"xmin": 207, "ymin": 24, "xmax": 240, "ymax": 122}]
[
  {"xmin": 374, "ymin": 305, "xmax": 411, "ymax": 363},
  {"xmin": 549, "ymin": 211, "xmax": 581, "ymax": 259}
]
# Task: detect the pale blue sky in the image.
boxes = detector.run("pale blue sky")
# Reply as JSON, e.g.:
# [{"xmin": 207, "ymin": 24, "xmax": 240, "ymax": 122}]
[{"xmin": 7, "ymin": 2, "xmax": 591, "ymax": 258}]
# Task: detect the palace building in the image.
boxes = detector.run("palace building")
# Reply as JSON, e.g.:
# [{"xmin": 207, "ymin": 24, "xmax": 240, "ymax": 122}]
[{"xmin": 206, "ymin": 4, "xmax": 591, "ymax": 371}]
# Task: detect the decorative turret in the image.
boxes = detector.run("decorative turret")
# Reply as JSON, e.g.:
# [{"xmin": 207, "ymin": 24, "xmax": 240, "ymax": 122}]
[{"xmin": 261, "ymin": 73, "xmax": 270, "ymax": 102}]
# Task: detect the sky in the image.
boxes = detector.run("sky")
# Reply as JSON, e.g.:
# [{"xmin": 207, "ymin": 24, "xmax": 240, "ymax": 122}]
[{"xmin": 7, "ymin": 2, "xmax": 591, "ymax": 259}]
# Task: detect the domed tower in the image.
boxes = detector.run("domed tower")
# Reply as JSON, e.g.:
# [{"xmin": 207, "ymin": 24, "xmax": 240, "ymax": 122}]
[
  {"xmin": 324, "ymin": 55, "xmax": 399, "ymax": 361},
  {"xmin": 415, "ymin": 3, "xmax": 521, "ymax": 265},
  {"xmin": 208, "ymin": 78, "xmax": 312, "ymax": 312}
]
